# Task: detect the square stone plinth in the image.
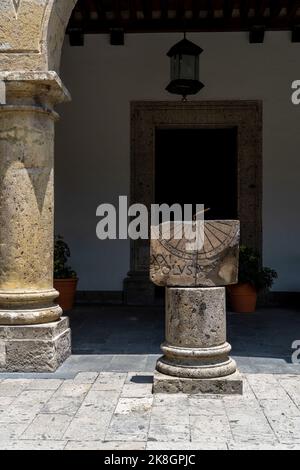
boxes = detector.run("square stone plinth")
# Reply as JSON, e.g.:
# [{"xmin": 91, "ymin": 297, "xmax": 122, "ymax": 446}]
[
  {"xmin": 0, "ymin": 317, "xmax": 71, "ymax": 372},
  {"xmin": 153, "ymin": 371, "xmax": 243, "ymax": 395}
]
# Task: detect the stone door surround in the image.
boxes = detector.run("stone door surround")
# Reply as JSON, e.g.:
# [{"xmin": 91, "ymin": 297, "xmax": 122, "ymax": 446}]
[{"xmin": 124, "ymin": 100, "xmax": 262, "ymax": 304}]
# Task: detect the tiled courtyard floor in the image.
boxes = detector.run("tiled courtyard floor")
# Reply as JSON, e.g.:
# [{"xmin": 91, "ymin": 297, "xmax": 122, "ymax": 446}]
[
  {"xmin": 0, "ymin": 306, "xmax": 300, "ymax": 450},
  {"xmin": 0, "ymin": 372, "xmax": 300, "ymax": 450}
]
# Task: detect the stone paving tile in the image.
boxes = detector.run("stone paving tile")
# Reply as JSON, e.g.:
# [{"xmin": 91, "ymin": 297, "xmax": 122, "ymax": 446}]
[
  {"xmin": 146, "ymin": 442, "xmax": 228, "ymax": 450},
  {"xmin": 114, "ymin": 397, "xmax": 153, "ymax": 415},
  {"xmin": 223, "ymin": 397, "xmax": 277, "ymax": 443},
  {"xmin": 24, "ymin": 380, "xmax": 62, "ymax": 390},
  {"xmin": 189, "ymin": 398, "xmax": 232, "ymax": 444},
  {"xmin": 65, "ymin": 440, "xmax": 146, "ymax": 450},
  {"xmin": 57, "ymin": 355, "xmax": 114, "ymax": 374},
  {"xmin": 92, "ymin": 372, "xmax": 126, "ymax": 391},
  {"xmin": 0, "ymin": 396, "xmax": 16, "ymax": 412},
  {"xmin": 0, "ymin": 422, "xmax": 30, "ymax": 440},
  {"xmin": 73, "ymin": 372, "xmax": 99, "ymax": 383},
  {"xmin": 278, "ymin": 376, "xmax": 300, "ymax": 408},
  {"xmin": 0, "ymin": 390, "xmax": 55, "ymax": 424},
  {"xmin": 41, "ymin": 382, "xmax": 91, "ymax": 416},
  {"xmin": 21, "ymin": 414, "xmax": 73, "ymax": 440},
  {"xmin": 41, "ymin": 395, "xmax": 84, "ymax": 417},
  {"xmin": 82, "ymin": 390, "xmax": 119, "ymax": 409},
  {"xmin": 126, "ymin": 372, "xmax": 153, "ymax": 385},
  {"xmin": 109, "ymin": 355, "xmax": 148, "ymax": 372},
  {"xmin": 149, "ymin": 407, "xmax": 190, "ymax": 442},
  {"xmin": 105, "ymin": 415, "xmax": 150, "ymax": 442},
  {"xmin": 121, "ymin": 383, "xmax": 153, "ymax": 398},
  {"xmin": 144, "ymin": 356, "xmax": 160, "ymax": 373},
  {"xmin": 228, "ymin": 442, "xmax": 300, "ymax": 450},
  {"xmin": 259, "ymin": 397, "xmax": 300, "ymax": 443},
  {"xmin": 63, "ymin": 413, "xmax": 112, "ymax": 441},
  {"xmin": 148, "ymin": 423, "xmax": 190, "ymax": 443},
  {"xmin": 0, "ymin": 440, "xmax": 67, "ymax": 450},
  {"xmin": 105, "ymin": 387, "xmax": 152, "ymax": 442},
  {"xmin": 247, "ymin": 374, "xmax": 289, "ymax": 400},
  {"xmin": 153, "ymin": 394, "xmax": 189, "ymax": 409},
  {"xmin": 1, "ymin": 372, "xmax": 300, "ymax": 449},
  {"xmin": 0, "ymin": 379, "xmax": 31, "ymax": 397},
  {"xmin": 55, "ymin": 381, "xmax": 92, "ymax": 397}
]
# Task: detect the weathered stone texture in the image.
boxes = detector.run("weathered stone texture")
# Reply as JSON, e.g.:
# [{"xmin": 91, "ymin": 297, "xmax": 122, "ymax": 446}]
[
  {"xmin": 165, "ymin": 286, "xmax": 226, "ymax": 348},
  {"xmin": 0, "ymin": 73, "xmax": 69, "ymax": 326},
  {"xmin": 153, "ymin": 371, "xmax": 243, "ymax": 395},
  {"xmin": 0, "ymin": 317, "xmax": 71, "ymax": 372},
  {"xmin": 0, "ymin": 1, "xmax": 77, "ymax": 72},
  {"xmin": 151, "ymin": 221, "xmax": 240, "ymax": 287},
  {"xmin": 155, "ymin": 287, "xmax": 239, "ymax": 382}
]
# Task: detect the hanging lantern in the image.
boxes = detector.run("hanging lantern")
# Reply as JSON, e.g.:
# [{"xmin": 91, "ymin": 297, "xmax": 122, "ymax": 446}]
[{"xmin": 166, "ymin": 35, "xmax": 204, "ymax": 100}]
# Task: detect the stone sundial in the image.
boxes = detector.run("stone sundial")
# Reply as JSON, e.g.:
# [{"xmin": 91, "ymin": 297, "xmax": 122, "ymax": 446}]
[
  {"xmin": 151, "ymin": 219, "xmax": 243, "ymax": 394},
  {"xmin": 150, "ymin": 220, "xmax": 240, "ymax": 287}
]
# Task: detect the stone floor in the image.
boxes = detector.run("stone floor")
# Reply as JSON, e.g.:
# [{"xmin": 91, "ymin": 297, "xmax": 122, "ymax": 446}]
[
  {"xmin": 0, "ymin": 372, "xmax": 300, "ymax": 450},
  {"xmin": 0, "ymin": 305, "xmax": 300, "ymax": 450}
]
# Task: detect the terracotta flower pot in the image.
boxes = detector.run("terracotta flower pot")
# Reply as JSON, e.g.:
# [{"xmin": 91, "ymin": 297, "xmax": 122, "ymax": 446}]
[
  {"xmin": 227, "ymin": 282, "xmax": 257, "ymax": 313},
  {"xmin": 54, "ymin": 278, "xmax": 78, "ymax": 312}
]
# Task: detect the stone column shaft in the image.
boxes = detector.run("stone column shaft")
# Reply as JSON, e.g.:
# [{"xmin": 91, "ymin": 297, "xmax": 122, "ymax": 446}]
[
  {"xmin": 0, "ymin": 72, "xmax": 71, "ymax": 372},
  {"xmin": 0, "ymin": 74, "xmax": 69, "ymax": 325},
  {"xmin": 154, "ymin": 287, "xmax": 242, "ymax": 394},
  {"xmin": 0, "ymin": 105, "xmax": 60, "ymax": 324}
]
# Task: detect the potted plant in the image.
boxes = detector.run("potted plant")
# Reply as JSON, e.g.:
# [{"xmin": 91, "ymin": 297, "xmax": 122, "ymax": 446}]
[
  {"xmin": 53, "ymin": 235, "xmax": 78, "ymax": 312},
  {"xmin": 227, "ymin": 245, "xmax": 278, "ymax": 313}
]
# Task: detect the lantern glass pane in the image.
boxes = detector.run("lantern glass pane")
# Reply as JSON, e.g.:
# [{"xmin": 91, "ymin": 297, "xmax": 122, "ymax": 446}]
[
  {"xmin": 171, "ymin": 55, "xmax": 181, "ymax": 80},
  {"xmin": 179, "ymin": 54, "xmax": 197, "ymax": 80},
  {"xmin": 194, "ymin": 56, "xmax": 199, "ymax": 80}
]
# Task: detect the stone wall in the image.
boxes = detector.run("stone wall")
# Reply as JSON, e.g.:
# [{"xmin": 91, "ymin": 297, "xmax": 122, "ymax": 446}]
[{"xmin": 56, "ymin": 32, "xmax": 300, "ymax": 292}]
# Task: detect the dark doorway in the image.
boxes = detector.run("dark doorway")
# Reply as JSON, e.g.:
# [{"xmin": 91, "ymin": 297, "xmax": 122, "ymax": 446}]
[{"xmin": 155, "ymin": 128, "xmax": 238, "ymax": 220}]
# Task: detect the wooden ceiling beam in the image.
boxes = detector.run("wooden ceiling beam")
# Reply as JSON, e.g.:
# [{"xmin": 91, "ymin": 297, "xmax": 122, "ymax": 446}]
[
  {"xmin": 141, "ymin": 0, "xmax": 152, "ymax": 19},
  {"xmin": 270, "ymin": 0, "xmax": 284, "ymax": 18},
  {"xmin": 176, "ymin": 0, "xmax": 185, "ymax": 19},
  {"xmin": 66, "ymin": 0, "xmax": 295, "ymax": 34},
  {"xmin": 240, "ymin": 0, "xmax": 252, "ymax": 21},
  {"xmin": 254, "ymin": 0, "xmax": 269, "ymax": 18},
  {"xmin": 192, "ymin": 0, "xmax": 201, "ymax": 19},
  {"xmin": 93, "ymin": 0, "xmax": 106, "ymax": 21},
  {"xmin": 287, "ymin": 0, "xmax": 300, "ymax": 21},
  {"xmin": 207, "ymin": 0, "xmax": 215, "ymax": 20},
  {"xmin": 161, "ymin": 0, "xmax": 169, "ymax": 19},
  {"xmin": 129, "ymin": 0, "xmax": 138, "ymax": 21},
  {"xmin": 223, "ymin": 0, "xmax": 235, "ymax": 20}
]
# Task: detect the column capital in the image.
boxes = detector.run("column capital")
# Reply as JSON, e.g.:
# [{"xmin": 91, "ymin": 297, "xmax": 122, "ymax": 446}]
[{"xmin": 0, "ymin": 71, "xmax": 71, "ymax": 107}]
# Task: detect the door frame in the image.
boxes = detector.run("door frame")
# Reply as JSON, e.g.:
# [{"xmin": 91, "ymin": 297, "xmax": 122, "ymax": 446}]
[{"xmin": 125, "ymin": 100, "xmax": 263, "ymax": 303}]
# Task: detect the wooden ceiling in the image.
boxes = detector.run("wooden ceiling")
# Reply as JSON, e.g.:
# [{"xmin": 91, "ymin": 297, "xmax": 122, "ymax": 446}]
[{"xmin": 67, "ymin": 1, "xmax": 300, "ymax": 44}]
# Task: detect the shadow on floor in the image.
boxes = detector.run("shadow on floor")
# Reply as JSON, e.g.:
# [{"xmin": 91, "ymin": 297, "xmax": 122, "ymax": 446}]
[{"xmin": 70, "ymin": 304, "xmax": 300, "ymax": 363}]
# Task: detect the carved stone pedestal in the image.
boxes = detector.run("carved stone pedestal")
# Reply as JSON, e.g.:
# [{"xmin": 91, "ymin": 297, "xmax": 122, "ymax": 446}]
[
  {"xmin": 0, "ymin": 317, "xmax": 71, "ymax": 372},
  {"xmin": 153, "ymin": 287, "xmax": 242, "ymax": 394}
]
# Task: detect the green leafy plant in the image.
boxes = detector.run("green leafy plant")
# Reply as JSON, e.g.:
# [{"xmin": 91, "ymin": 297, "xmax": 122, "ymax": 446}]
[
  {"xmin": 54, "ymin": 235, "xmax": 77, "ymax": 279},
  {"xmin": 239, "ymin": 245, "xmax": 277, "ymax": 290}
]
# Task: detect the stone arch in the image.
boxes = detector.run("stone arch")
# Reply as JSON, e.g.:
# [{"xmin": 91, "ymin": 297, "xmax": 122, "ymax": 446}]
[
  {"xmin": 42, "ymin": 0, "xmax": 77, "ymax": 72},
  {"xmin": 0, "ymin": 0, "xmax": 77, "ymax": 72}
]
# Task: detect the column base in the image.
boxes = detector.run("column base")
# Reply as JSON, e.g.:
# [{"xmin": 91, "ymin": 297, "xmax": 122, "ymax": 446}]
[
  {"xmin": 0, "ymin": 317, "xmax": 71, "ymax": 372},
  {"xmin": 153, "ymin": 370, "xmax": 243, "ymax": 395},
  {"xmin": 156, "ymin": 346, "xmax": 238, "ymax": 379}
]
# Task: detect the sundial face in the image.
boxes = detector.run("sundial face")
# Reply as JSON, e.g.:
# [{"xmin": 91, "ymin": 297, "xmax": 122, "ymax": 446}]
[{"xmin": 150, "ymin": 220, "xmax": 240, "ymax": 287}]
